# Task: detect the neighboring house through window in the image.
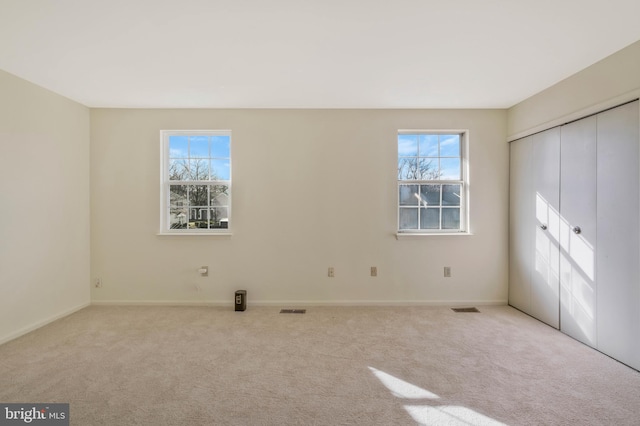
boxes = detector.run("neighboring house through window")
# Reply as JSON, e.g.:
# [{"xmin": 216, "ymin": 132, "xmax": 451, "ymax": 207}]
[
  {"xmin": 397, "ymin": 132, "xmax": 467, "ymax": 233},
  {"xmin": 160, "ymin": 130, "xmax": 231, "ymax": 234}
]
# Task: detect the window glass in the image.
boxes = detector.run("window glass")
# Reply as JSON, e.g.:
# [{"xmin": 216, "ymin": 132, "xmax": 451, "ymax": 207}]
[
  {"xmin": 399, "ymin": 185, "xmax": 419, "ymax": 206},
  {"xmin": 398, "ymin": 132, "xmax": 465, "ymax": 233},
  {"xmin": 399, "ymin": 208, "xmax": 419, "ymax": 229},
  {"xmin": 162, "ymin": 131, "xmax": 231, "ymax": 233}
]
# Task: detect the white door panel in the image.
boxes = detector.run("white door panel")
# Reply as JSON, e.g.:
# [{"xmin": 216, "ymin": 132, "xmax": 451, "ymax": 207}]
[
  {"xmin": 531, "ymin": 128, "xmax": 560, "ymax": 328},
  {"xmin": 560, "ymin": 116, "xmax": 597, "ymax": 346},
  {"xmin": 596, "ymin": 101, "xmax": 640, "ymax": 370},
  {"xmin": 509, "ymin": 136, "xmax": 533, "ymax": 313}
]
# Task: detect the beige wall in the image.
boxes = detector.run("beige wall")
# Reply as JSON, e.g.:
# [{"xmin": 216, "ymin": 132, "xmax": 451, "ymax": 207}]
[
  {"xmin": 508, "ymin": 40, "xmax": 640, "ymax": 140},
  {"xmin": 0, "ymin": 70, "xmax": 90, "ymax": 344},
  {"xmin": 2, "ymin": 35, "xmax": 637, "ymax": 338},
  {"xmin": 90, "ymin": 108, "xmax": 508, "ymax": 305}
]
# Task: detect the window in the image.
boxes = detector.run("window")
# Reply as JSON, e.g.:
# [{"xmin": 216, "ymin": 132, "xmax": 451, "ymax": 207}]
[
  {"xmin": 397, "ymin": 132, "xmax": 466, "ymax": 233},
  {"xmin": 160, "ymin": 131, "xmax": 231, "ymax": 234}
]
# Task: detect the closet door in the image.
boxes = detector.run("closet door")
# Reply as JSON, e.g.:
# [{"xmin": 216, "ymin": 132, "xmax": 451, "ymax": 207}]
[
  {"xmin": 596, "ymin": 100, "xmax": 640, "ymax": 370},
  {"xmin": 530, "ymin": 128, "xmax": 560, "ymax": 328},
  {"xmin": 509, "ymin": 136, "xmax": 533, "ymax": 313},
  {"xmin": 560, "ymin": 116, "xmax": 597, "ymax": 347},
  {"xmin": 509, "ymin": 128, "xmax": 560, "ymax": 328}
]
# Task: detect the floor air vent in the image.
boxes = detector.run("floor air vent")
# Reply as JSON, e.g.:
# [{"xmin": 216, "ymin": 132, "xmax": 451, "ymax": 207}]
[
  {"xmin": 280, "ymin": 309, "xmax": 306, "ymax": 314},
  {"xmin": 451, "ymin": 307, "xmax": 480, "ymax": 313}
]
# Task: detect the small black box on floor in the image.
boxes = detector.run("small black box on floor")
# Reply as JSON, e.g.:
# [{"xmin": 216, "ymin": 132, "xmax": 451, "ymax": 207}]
[{"xmin": 235, "ymin": 290, "xmax": 246, "ymax": 311}]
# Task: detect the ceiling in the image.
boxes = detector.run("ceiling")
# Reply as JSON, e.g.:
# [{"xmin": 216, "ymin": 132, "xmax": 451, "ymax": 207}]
[{"xmin": 1, "ymin": 0, "xmax": 639, "ymax": 109}]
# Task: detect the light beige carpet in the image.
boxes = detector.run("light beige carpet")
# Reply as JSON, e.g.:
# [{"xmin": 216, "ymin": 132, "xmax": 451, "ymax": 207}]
[{"xmin": 1, "ymin": 305, "xmax": 639, "ymax": 425}]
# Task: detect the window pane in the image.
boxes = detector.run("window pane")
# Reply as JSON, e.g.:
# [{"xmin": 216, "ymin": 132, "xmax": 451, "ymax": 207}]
[
  {"xmin": 169, "ymin": 185, "xmax": 189, "ymax": 230},
  {"xmin": 189, "ymin": 208, "xmax": 210, "ymax": 228},
  {"xmin": 210, "ymin": 207, "xmax": 228, "ymax": 228},
  {"xmin": 190, "ymin": 136, "xmax": 209, "ymax": 158},
  {"xmin": 419, "ymin": 158, "xmax": 440, "ymax": 180},
  {"xmin": 169, "ymin": 136, "xmax": 188, "ymax": 158},
  {"xmin": 398, "ymin": 134, "xmax": 418, "ymax": 156},
  {"xmin": 419, "ymin": 134, "xmax": 439, "ymax": 156},
  {"xmin": 440, "ymin": 158, "xmax": 461, "ymax": 180},
  {"xmin": 399, "ymin": 208, "xmax": 418, "ymax": 229},
  {"xmin": 398, "ymin": 158, "xmax": 414, "ymax": 180},
  {"xmin": 189, "ymin": 159, "xmax": 210, "ymax": 180},
  {"xmin": 420, "ymin": 185, "xmax": 441, "ymax": 206},
  {"xmin": 442, "ymin": 184, "xmax": 461, "ymax": 206},
  {"xmin": 210, "ymin": 185, "xmax": 229, "ymax": 206},
  {"xmin": 169, "ymin": 159, "xmax": 188, "ymax": 180},
  {"xmin": 442, "ymin": 208, "xmax": 460, "ymax": 229},
  {"xmin": 188, "ymin": 185, "xmax": 209, "ymax": 206},
  {"xmin": 399, "ymin": 185, "xmax": 419, "ymax": 206},
  {"xmin": 169, "ymin": 208, "xmax": 188, "ymax": 229},
  {"xmin": 191, "ymin": 207, "xmax": 209, "ymax": 220},
  {"xmin": 439, "ymin": 134, "xmax": 460, "ymax": 157},
  {"xmin": 420, "ymin": 208, "xmax": 440, "ymax": 229},
  {"xmin": 398, "ymin": 157, "xmax": 428, "ymax": 180},
  {"xmin": 211, "ymin": 135, "xmax": 230, "ymax": 158},
  {"xmin": 169, "ymin": 185, "xmax": 188, "ymax": 207},
  {"xmin": 211, "ymin": 159, "xmax": 230, "ymax": 180}
]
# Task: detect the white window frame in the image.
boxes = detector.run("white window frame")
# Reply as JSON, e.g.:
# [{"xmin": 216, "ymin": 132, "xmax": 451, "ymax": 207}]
[
  {"xmin": 159, "ymin": 130, "xmax": 232, "ymax": 235},
  {"xmin": 397, "ymin": 130, "xmax": 469, "ymax": 235}
]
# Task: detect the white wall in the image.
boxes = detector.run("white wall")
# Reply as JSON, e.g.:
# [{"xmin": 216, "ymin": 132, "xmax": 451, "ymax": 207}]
[
  {"xmin": 0, "ymin": 70, "xmax": 90, "ymax": 344},
  {"xmin": 91, "ymin": 108, "xmax": 508, "ymax": 306},
  {"xmin": 508, "ymin": 40, "xmax": 640, "ymax": 139}
]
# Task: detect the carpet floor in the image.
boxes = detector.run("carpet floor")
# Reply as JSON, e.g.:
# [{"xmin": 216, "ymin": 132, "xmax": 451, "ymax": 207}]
[{"xmin": 1, "ymin": 305, "xmax": 639, "ymax": 425}]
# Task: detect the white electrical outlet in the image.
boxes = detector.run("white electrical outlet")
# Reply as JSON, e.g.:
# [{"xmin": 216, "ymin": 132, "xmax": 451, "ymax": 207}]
[
  {"xmin": 328, "ymin": 267, "xmax": 334, "ymax": 277},
  {"xmin": 94, "ymin": 278, "xmax": 102, "ymax": 288},
  {"xmin": 371, "ymin": 266, "xmax": 377, "ymax": 277}
]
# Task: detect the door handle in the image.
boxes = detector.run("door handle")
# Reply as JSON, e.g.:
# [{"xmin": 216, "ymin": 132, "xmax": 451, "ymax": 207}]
[
  {"xmin": 540, "ymin": 224, "xmax": 548, "ymax": 230},
  {"xmin": 573, "ymin": 226, "xmax": 581, "ymax": 235}
]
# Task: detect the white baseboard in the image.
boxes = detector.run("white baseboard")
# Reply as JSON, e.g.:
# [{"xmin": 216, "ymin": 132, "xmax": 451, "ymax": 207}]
[
  {"xmin": 91, "ymin": 299, "xmax": 507, "ymax": 307},
  {"xmin": 0, "ymin": 301, "xmax": 90, "ymax": 346},
  {"xmin": 91, "ymin": 300, "xmax": 232, "ymax": 307}
]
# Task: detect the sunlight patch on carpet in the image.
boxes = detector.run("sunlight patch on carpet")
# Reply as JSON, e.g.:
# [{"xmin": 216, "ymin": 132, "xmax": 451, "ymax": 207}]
[
  {"xmin": 368, "ymin": 367, "xmax": 439, "ymax": 399},
  {"xmin": 370, "ymin": 367, "xmax": 507, "ymax": 425},
  {"xmin": 404, "ymin": 405, "xmax": 507, "ymax": 426}
]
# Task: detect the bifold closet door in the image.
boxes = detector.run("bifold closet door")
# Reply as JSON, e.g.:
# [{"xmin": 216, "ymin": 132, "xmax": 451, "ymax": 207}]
[
  {"xmin": 596, "ymin": 100, "xmax": 640, "ymax": 370},
  {"xmin": 509, "ymin": 128, "xmax": 560, "ymax": 328},
  {"xmin": 559, "ymin": 116, "xmax": 597, "ymax": 347},
  {"xmin": 509, "ymin": 135, "xmax": 533, "ymax": 313},
  {"xmin": 510, "ymin": 100, "xmax": 639, "ymax": 369},
  {"xmin": 530, "ymin": 128, "xmax": 560, "ymax": 328}
]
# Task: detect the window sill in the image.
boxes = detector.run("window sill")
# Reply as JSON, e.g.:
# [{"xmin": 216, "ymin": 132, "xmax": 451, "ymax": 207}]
[
  {"xmin": 396, "ymin": 232, "xmax": 472, "ymax": 239},
  {"xmin": 157, "ymin": 232, "xmax": 232, "ymax": 237}
]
